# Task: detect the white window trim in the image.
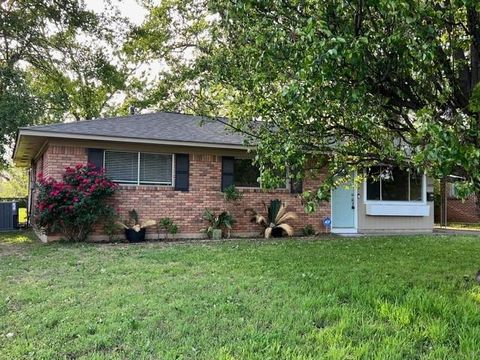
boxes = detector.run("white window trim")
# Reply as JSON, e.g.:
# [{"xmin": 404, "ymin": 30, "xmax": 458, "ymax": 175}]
[
  {"xmin": 103, "ymin": 150, "xmax": 175, "ymax": 186},
  {"xmin": 365, "ymin": 203, "xmax": 430, "ymax": 216},
  {"xmin": 363, "ymin": 169, "xmax": 427, "ymax": 205}
]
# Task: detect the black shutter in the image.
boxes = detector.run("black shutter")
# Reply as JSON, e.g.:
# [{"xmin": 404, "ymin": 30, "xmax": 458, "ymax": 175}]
[
  {"xmin": 291, "ymin": 179, "xmax": 303, "ymax": 194},
  {"xmin": 175, "ymin": 154, "xmax": 189, "ymax": 191},
  {"xmin": 87, "ymin": 148, "xmax": 104, "ymax": 169},
  {"xmin": 221, "ymin": 156, "xmax": 235, "ymax": 191}
]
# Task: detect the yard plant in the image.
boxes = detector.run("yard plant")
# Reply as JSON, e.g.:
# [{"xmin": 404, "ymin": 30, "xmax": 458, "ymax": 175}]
[
  {"xmin": 2, "ymin": 232, "xmax": 480, "ymax": 358},
  {"xmin": 201, "ymin": 208, "xmax": 235, "ymax": 239},
  {"xmin": 223, "ymin": 185, "xmax": 243, "ymax": 203},
  {"xmin": 158, "ymin": 217, "xmax": 179, "ymax": 240},
  {"xmin": 116, "ymin": 209, "xmax": 156, "ymax": 233},
  {"xmin": 246, "ymin": 199, "xmax": 297, "ymax": 238},
  {"xmin": 35, "ymin": 164, "xmax": 117, "ymax": 242},
  {"xmin": 116, "ymin": 209, "xmax": 156, "ymax": 242}
]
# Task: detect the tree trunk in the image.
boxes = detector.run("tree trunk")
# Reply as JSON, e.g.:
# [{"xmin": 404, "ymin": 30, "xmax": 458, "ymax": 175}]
[{"xmin": 468, "ymin": 6, "xmax": 480, "ymax": 93}]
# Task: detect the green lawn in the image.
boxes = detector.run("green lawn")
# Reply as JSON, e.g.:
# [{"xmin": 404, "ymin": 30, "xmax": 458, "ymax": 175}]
[{"xmin": 1, "ymin": 232, "xmax": 480, "ymax": 359}]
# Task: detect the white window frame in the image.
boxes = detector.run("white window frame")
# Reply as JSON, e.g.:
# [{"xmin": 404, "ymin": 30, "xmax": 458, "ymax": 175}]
[
  {"xmin": 363, "ymin": 168, "xmax": 427, "ymax": 205},
  {"xmin": 103, "ymin": 150, "xmax": 175, "ymax": 186}
]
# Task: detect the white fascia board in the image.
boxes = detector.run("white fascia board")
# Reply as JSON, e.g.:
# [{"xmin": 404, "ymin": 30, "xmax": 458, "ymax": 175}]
[{"xmin": 17, "ymin": 129, "xmax": 252, "ymax": 151}]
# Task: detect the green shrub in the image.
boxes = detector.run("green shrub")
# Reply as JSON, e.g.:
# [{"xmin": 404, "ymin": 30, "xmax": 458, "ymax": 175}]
[
  {"xmin": 223, "ymin": 185, "xmax": 243, "ymax": 202},
  {"xmin": 158, "ymin": 217, "xmax": 179, "ymax": 239},
  {"xmin": 301, "ymin": 224, "xmax": 316, "ymax": 236}
]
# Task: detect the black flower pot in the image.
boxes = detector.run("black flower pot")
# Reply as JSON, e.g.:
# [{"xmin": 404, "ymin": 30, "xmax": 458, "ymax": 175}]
[
  {"xmin": 125, "ymin": 228, "xmax": 146, "ymax": 243},
  {"xmin": 271, "ymin": 227, "xmax": 284, "ymax": 238}
]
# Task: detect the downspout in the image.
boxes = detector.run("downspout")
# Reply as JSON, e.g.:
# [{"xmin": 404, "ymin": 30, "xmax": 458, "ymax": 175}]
[
  {"xmin": 27, "ymin": 167, "xmax": 33, "ymax": 226},
  {"xmin": 440, "ymin": 177, "xmax": 447, "ymax": 227},
  {"xmin": 444, "ymin": 181, "xmax": 448, "ymax": 227}
]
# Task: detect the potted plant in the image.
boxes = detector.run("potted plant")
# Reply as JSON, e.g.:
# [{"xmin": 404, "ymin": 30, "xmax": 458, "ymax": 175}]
[
  {"xmin": 245, "ymin": 199, "xmax": 297, "ymax": 238},
  {"xmin": 201, "ymin": 208, "xmax": 235, "ymax": 239},
  {"xmin": 116, "ymin": 209, "xmax": 156, "ymax": 242}
]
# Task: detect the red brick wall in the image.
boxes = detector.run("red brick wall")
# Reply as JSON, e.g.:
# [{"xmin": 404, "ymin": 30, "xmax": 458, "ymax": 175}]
[
  {"xmin": 447, "ymin": 196, "xmax": 480, "ymax": 223},
  {"xmin": 32, "ymin": 145, "xmax": 330, "ymax": 238},
  {"xmin": 42, "ymin": 145, "xmax": 88, "ymax": 180}
]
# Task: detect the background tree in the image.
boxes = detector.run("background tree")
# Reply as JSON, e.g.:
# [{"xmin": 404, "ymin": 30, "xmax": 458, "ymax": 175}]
[
  {"xmin": 123, "ymin": 0, "xmax": 218, "ymax": 113},
  {"xmin": 1, "ymin": 0, "xmax": 94, "ymax": 162},
  {"xmin": 0, "ymin": 0, "xmax": 137, "ymax": 166},
  {"xmin": 0, "ymin": 165, "xmax": 28, "ymax": 198},
  {"xmin": 132, "ymin": 0, "xmax": 480, "ymax": 210}
]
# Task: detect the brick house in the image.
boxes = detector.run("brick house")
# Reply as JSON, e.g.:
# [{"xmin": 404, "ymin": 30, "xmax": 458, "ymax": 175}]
[
  {"xmin": 13, "ymin": 112, "xmax": 435, "ymax": 241},
  {"xmin": 445, "ymin": 183, "xmax": 480, "ymax": 223}
]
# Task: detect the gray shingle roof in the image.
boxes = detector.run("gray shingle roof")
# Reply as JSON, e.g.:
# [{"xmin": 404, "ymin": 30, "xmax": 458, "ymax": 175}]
[{"xmin": 22, "ymin": 112, "xmax": 246, "ymax": 146}]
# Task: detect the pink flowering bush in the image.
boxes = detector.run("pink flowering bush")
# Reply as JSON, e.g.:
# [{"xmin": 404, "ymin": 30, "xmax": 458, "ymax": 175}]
[{"xmin": 35, "ymin": 163, "xmax": 118, "ymax": 241}]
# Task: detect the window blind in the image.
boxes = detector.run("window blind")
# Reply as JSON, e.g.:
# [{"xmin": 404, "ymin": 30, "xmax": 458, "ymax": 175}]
[
  {"xmin": 140, "ymin": 153, "xmax": 172, "ymax": 185},
  {"xmin": 105, "ymin": 151, "xmax": 138, "ymax": 183}
]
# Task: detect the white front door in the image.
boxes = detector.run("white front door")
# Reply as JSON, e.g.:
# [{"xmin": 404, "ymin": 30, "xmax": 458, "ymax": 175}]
[{"xmin": 331, "ymin": 178, "xmax": 356, "ymax": 232}]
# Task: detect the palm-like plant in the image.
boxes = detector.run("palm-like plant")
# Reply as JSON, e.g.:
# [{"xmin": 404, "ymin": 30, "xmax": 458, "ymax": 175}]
[
  {"xmin": 245, "ymin": 199, "xmax": 297, "ymax": 238},
  {"xmin": 116, "ymin": 209, "xmax": 156, "ymax": 232},
  {"xmin": 201, "ymin": 208, "xmax": 236, "ymax": 238}
]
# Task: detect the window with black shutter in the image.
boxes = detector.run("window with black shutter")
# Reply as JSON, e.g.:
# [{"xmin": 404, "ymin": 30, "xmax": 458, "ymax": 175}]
[
  {"xmin": 221, "ymin": 156, "xmax": 235, "ymax": 191},
  {"xmin": 87, "ymin": 148, "xmax": 104, "ymax": 169},
  {"xmin": 234, "ymin": 158, "xmax": 260, "ymax": 187},
  {"xmin": 222, "ymin": 156, "xmax": 287, "ymax": 190},
  {"xmin": 104, "ymin": 150, "xmax": 173, "ymax": 185},
  {"xmin": 175, "ymin": 154, "xmax": 189, "ymax": 191}
]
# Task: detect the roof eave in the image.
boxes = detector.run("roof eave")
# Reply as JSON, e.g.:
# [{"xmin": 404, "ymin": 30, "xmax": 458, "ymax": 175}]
[
  {"xmin": 12, "ymin": 130, "xmax": 21, "ymax": 164},
  {"xmin": 17, "ymin": 129, "xmax": 252, "ymax": 151}
]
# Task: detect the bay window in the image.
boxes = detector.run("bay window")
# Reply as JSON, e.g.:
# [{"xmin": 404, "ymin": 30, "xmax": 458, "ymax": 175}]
[{"xmin": 366, "ymin": 166, "xmax": 424, "ymax": 202}]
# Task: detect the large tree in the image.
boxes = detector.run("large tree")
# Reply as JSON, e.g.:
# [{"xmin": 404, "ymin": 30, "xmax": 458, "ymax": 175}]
[
  {"xmin": 0, "ymin": 0, "xmax": 135, "ymax": 166},
  {"xmin": 132, "ymin": 0, "xmax": 480, "ymax": 209},
  {"xmin": 1, "ymin": 0, "xmax": 94, "ymax": 158}
]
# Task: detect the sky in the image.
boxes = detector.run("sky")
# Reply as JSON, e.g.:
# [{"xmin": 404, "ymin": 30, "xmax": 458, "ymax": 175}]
[{"xmin": 85, "ymin": 0, "xmax": 148, "ymax": 25}]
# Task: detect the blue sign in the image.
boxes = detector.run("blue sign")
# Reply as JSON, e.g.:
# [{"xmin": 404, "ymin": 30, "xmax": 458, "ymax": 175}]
[{"xmin": 323, "ymin": 217, "xmax": 332, "ymax": 228}]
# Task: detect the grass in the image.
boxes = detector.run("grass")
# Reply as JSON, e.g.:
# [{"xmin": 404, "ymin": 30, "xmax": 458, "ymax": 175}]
[{"xmin": 1, "ymin": 232, "xmax": 480, "ymax": 359}]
